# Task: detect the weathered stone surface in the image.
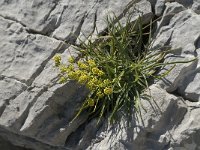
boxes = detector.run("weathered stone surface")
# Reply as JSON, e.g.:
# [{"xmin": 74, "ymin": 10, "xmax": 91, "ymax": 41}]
[
  {"xmin": 0, "ymin": 0, "xmax": 153, "ymax": 42},
  {"xmin": 0, "ymin": 0, "xmax": 200, "ymax": 150},
  {"xmin": 32, "ymin": 46, "xmax": 77, "ymax": 88},
  {"xmin": 0, "ymin": 125, "xmax": 69, "ymax": 150},
  {"xmin": 192, "ymin": 0, "xmax": 200, "ymax": 14},
  {"xmin": 0, "ymin": 0, "xmax": 60, "ymax": 35},
  {"xmin": 168, "ymin": 100, "xmax": 200, "ymax": 150},
  {"xmin": 0, "ymin": 16, "xmax": 64, "ymax": 85},
  {"xmin": 86, "ymin": 85, "xmax": 200, "ymax": 150},
  {"xmin": 86, "ymin": 84, "xmax": 187, "ymax": 150},
  {"xmin": 0, "ymin": 136, "xmax": 31, "ymax": 150},
  {"xmin": 153, "ymin": 2, "xmax": 200, "ymax": 103},
  {"xmin": 79, "ymin": 0, "xmax": 153, "ymax": 44},
  {"xmin": 85, "ymin": 1, "xmax": 200, "ymax": 150},
  {"xmin": 155, "ymin": 0, "xmax": 165, "ymax": 16},
  {"xmin": 0, "ymin": 77, "xmax": 26, "ymax": 116},
  {"xmin": 20, "ymin": 82, "xmax": 88, "ymax": 146},
  {"xmin": 0, "ymin": 0, "xmax": 153, "ymax": 149}
]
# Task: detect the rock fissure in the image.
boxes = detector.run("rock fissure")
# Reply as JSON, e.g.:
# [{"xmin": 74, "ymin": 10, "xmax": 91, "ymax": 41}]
[
  {"xmin": 0, "ymin": 75, "xmax": 28, "ymax": 87},
  {"xmin": 0, "ymin": 126, "xmax": 69, "ymax": 150},
  {"xmin": 0, "ymin": 14, "xmax": 73, "ymax": 44},
  {"xmin": 17, "ymin": 87, "xmax": 49, "ymax": 131},
  {"xmin": 46, "ymin": 5, "xmax": 67, "ymax": 37},
  {"xmin": 26, "ymin": 42, "xmax": 69, "ymax": 86},
  {"xmin": 42, "ymin": 0, "xmax": 61, "ymax": 28},
  {"xmin": 0, "ymin": 0, "xmax": 200, "ymax": 149},
  {"xmin": 0, "ymin": 14, "xmax": 27, "ymax": 28},
  {"xmin": 0, "ymin": 79, "xmax": 27, "ymax": 115}
]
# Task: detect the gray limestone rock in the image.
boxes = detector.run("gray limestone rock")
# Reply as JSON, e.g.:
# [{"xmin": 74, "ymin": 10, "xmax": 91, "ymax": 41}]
[
  {"xmin": 168, "ymin": 100, "xmax": 200, "ymax": 150},
  {"xmin": 155, "ymin": 0, "xmax": 166, "ymax": 16},
  {"xmin": 0, "ymin": 77, "xmax": 26, "ymax": 116},
  {"xmin": 154, "ymin": 2, "xmax": 200, "ymax": 102},
  {"xmin": 0, "ymin": 0, "xmax": 153, "ymax": 149},
  {"xmin": 0, "ymin": 0, "xmax": 200, "ymax": 149},
  {"xmin": 85, "ymin": 1, "xmax": 200, "ymax": 150},
  {"xmin": 86, "ymin": 84, "xmax": 188, "ymax": 150},
  {"xmin": 0, "ymin": 125, "xmax": 69, "ymax": 150},
  {"xmin": 0, "ymin": 16, "xmax": 64, "ymax": 85},
  {"xmin": 0, "ymin": 0, "xmax": 153, "ymax": 42},
  {"xmin": 192, "ymin": 0, "xmax": 200, "ymax": 14}
]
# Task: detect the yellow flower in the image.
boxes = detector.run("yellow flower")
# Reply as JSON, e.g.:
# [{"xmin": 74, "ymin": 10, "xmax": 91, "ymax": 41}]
[
  {"xmin": 67, "ymin": 65, "xmax": 74, "ymax": 72},
  {"xmin": 90, "ymin": 77, "xmax": 99, "ymax": 85},
  {"xmin": 97, "ymin": 70, "xmax": 104, "ymax": 76},
  {"xmin": 74, "ymin": 70, "xmax": 82, "ymax": 76},
  {"xmin": 103, "ymin": 79, "xmax": 111, "ymax": 86},
  {"xmin": 59, "ymin": 65, "xmax": 68, "ymax": 73},
  {"xmin": 53, "ymin": 54, "xmax": 61, "ymax": 67},
  {"xmin": 87, "ymin": 98, "xmax": 95, "ymax": 107},
  {"xmin": 88, "ymin": 59, "xmax": 96, "ymax": 67},
  {"xmin": 92, "ymin": 67, "xmax": 100, "ymax": 74},
  {"xmin": 68, "ymin": 71, "xmax": 78, "ymax": 80},
  {"xmin": 59, "ymin": 76, "xmax": 67, "ymax": 83},
  {"xmin": 87, "ymin": 78, "xmax": 98, "ymax": 90},
  {"xmin": 86, "ymin": 82, "xmax": 94, "ymax": 90},
  {"xmin": 78, "ymin": 74, "xmax": 88, "ymax": 84},
  {"xmin": 68, "ymin": 56, "xmax": 75, "ymax": 63},
  {"xmin": 99, "ymin": 83, "xmax": 104, "ymax": 88},
  {"xmin": 104, "ymin": 87, "xmax": 113, "ymax": 95},
  {"xmin": 78, "ymin": 61, "xmax": 88, "ymax": 69},
  {"xmin": 96, "ymin": 90, "xmax": 104, "ymax": 98}
]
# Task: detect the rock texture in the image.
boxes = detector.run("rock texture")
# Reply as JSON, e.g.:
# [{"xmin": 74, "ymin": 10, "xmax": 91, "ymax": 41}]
[{"xmin": 0, "ymin": 0, "xmax": 200, "ymax": 150}]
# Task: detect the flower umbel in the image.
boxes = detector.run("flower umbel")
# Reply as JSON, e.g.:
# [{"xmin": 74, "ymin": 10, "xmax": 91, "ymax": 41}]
[
  {"xmin": 68, "ymin": 56, "xmax": 75, "ymax": 63},
  {"xmin": 78, "ymin": 74, "xmax": 88, "ymax": 84},
  {"xmin": 87, "ymin": 98, "xmax": 95, "ymax": 107},
  {"xmin": 88, "ymin": 59, "xmax": 96, "ymax": 67},
  {"xmin": 53, "ymin": 54, "xmax": 61, "ymax": 67},
  {"xmin": 78, "ymin": 61, "xmax": 88, "ymax": 69},
  {"xmin": 104, "ymin": 87, "xmax": 113, "ymax": 95},
  {"xmin": 97, "ymin": 90, "xmax": 104, "ymax": 98}
]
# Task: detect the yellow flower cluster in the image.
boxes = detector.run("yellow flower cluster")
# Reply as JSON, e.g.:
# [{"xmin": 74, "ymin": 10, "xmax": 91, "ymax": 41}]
[
  {"xmin": 92, "ymin": 67, "xmax": 104, "ymax": 76},
  {"xmin": 68, "ymin": 56, "xmax": 75, "ymax": 63},
  {"xmin": 88, "ymin": 59, "xmax": 96, "ymax": 67},
  {"xmin": 87, "ymin": 98, "xmax": 95, "ymax": 107},
  {"xmin": 104, "ymin": 87, "xmax": 113, "ymax": 95},
  {"xmin": 78, "ymin": 74, "xmax": 88, "ymax": 84},
  {"xmin": 53, "ymin": 55, "xmax": 113, "ymax": 107},
  {"xmin": 53, "ymin": 54, "xmax": 61, "ymax": 67},
  {"xmin": 78, "ymin": 61, "xmax": 88, "ymax": 69}
]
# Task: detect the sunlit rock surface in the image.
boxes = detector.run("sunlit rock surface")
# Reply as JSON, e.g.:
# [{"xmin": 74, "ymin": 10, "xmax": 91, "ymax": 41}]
[{"xmin": 0, "ymin": 0, "xmax": 200, "ymax": 149}]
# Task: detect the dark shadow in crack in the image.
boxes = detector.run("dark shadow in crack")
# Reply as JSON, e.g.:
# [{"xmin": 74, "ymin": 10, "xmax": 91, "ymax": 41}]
[{"xmin": 0, "ymin": 136, "xmax": 33, "ymax": 150}]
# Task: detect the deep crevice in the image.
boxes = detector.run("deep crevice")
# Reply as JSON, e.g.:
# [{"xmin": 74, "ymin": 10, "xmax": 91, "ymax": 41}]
[
  {"xmin": 194, "ymin": 35, "xmax": 200, "ymax": 49},
  {"xmin": 42, "ymin": 0, "xmax": 60, "ymax": 27},
  {"xmin": 0, "ymin": 14, "xmax": 60, "ymax": 41},
  {"xmin": 65, "ymin": 118, "xmax": 103, "ymax": 150},
  {"xmin": 0, "ymin": 13, "xmax": 70, "ymax": 43},
  {"xmin": 0, "ymin": 126, "xmax": 69, "ymax": 150},
  {"xmin": 0, "ymin": 14, "xmax": 27, "ymax": 28},
  {"xmin": 64, "ymin": 12, "xmax": 87, "ymax": 45},
  {"xmin": 0, "ymin": 84, "xmax": 27, "ymax": 117},
  {"xmin": 47, "ymin": 5, "xmax": 67, "ymax": 37},
  {"xmin": 13, "ymin": 86, "xmax": 49, "ymax": 131},
  {"xmin": 97, "ymin": 0, "xmax": 142, "ymax": 36}
]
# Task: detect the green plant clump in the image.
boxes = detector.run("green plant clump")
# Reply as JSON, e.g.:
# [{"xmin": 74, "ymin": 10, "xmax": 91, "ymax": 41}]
[{"xmin": 53, "ymin": 15, "xmax": 194, "ymax": 123}]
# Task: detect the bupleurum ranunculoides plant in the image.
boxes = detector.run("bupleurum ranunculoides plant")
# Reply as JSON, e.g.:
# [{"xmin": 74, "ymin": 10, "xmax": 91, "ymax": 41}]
[{"xmin": 53, "ymin": 15, "xmax": 196, "ymax": 123}]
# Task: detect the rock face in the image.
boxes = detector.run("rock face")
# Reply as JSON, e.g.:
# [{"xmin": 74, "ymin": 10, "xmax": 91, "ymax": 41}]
[{"xmin": 0, "ymin": 0, "xmax": 200, "ymax": 150}]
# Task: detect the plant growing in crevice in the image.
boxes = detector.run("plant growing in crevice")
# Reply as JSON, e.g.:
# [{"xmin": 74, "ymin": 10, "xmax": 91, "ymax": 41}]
[{"xmin": 53, "ymin": 14, "xmax": 195, "ymax": 124}]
